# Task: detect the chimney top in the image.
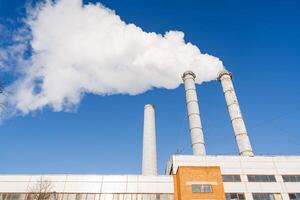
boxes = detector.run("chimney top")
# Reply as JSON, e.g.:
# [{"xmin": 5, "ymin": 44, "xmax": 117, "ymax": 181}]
[
  {"xmin": 218, "ymin": 70, "xmax": 232, "ymax": 80},
  {"xmin": 182, "ymin": 71, "xmax": 196, "ymax": 80},
  {"xmin": 144, "ymin": 104, "xmax": 155, "ymax": 109}
]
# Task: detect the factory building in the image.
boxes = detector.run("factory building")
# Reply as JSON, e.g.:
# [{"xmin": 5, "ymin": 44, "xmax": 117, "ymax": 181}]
[{"xmin": 1, "ymin": 71, "xmax": 300, "ymax": 200}]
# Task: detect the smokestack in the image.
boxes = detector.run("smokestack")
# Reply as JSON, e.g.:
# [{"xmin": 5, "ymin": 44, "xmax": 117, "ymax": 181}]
[
  {"xmin": 182, "ymin": 71, "xmax": 206, "ymax": 156},
  {"xmin": 142, "ymin": 104, "xmax": 158, "ymax": 176},
  {"xmin": 218, "ymin": 70, "xmax": 254, "ymax": 156}
]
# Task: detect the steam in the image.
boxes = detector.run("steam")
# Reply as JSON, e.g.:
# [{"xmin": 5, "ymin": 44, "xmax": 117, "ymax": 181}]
[{"xmin": 0, "ymin": 0, "xmax": 224, "ymax": 116}]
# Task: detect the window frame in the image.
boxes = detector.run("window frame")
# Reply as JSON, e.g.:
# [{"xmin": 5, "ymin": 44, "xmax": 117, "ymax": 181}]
[
  {"xmin": 252, "ymin": 193, "xmax": 282, "ymax": 200},
  {"xmin": 191, "ymin": 184, "xmax": 213, "ymax": 193},
  {"xmin": 225, "ymin": 193, "xmax": 245, "ymax": 200},
  {"xmin": 247, "ymin": 175, "xmax": 276, "ymax": 182},
  {"xmin": 289, "ymin": 193, "xmax": 300, "ymax": 200},
  {"xmin": 282, "ymin": 175, "xmax": 300, "ymax": 182},
  {"xmin": 222, "ymin": 175, "xmax": 242, "ymax": 182}
]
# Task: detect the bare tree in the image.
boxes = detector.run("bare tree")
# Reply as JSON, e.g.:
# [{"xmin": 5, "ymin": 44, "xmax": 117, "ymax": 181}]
[{"xmin": 28, "ymin": 177, "xmax": 57, "ymax": 200}]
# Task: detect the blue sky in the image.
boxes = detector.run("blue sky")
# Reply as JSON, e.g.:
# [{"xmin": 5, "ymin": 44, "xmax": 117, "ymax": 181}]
[{"xmin": 0, "ymin": 0, "xmax": 299, "ymax": 174}]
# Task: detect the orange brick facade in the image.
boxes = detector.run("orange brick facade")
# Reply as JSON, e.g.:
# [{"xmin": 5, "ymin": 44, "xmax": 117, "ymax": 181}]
[{"xmin": 173, "ymin": 166, "xmax": 226, "ymax": 200}]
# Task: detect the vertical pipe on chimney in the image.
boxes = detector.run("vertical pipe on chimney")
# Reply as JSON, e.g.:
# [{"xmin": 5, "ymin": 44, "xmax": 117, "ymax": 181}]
[
  {"xmin": 218, "ymin": 70, "xmax": 254, "ymax": 156},
  {"xmin": 142, "ymin": 104, "xmax": 158, "ymax": 175},
  {"xmin": 182, "ymin": 71, "xmax": 206, "ymax": 156}
]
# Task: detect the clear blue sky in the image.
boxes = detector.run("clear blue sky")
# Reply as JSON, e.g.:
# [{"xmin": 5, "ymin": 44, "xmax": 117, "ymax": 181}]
[{"xmin": 0, "ymin": 0, "xmax": 299, "ymax": 174}]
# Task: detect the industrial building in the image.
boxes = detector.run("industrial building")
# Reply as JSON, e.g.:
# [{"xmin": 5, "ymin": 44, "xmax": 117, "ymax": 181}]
[{"xmin": 1, "ymin": 70, "xmax": 300, "ymax": 200}]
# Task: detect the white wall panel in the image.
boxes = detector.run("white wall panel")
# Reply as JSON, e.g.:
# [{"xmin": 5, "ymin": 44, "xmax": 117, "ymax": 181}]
[
  {"xmin": 223, "ymin": 183, "xmax": 247, "ymax": 192},
  {"xmin": 284, "ymin": 183, "xmax": 300, "ymax": 193},
  {"xmin": 64, "ymin": 182, "xmax": 101, "ymax": 193},
  {"xmin": 0, "ymin": 182, "xmax": 29, "ymax": 192}
]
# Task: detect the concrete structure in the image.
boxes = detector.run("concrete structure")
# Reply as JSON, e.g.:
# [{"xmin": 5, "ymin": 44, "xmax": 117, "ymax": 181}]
[
  {"xmin": 0, "ymin": 175, "xmax": 173, "ymax": 198},
  {"xmin": 1, "ymin": 71, "xmax": 300, "ymax": 200},
  {"xmin": 1, "ymin": 156, "xmax": 300, "ymax": 200},
  {"xmin": 182, "ymin": 71, "xmax": 206, "ymax": 156},
  {"xmin": 142, "ymin": 104, "xmax": 158, "ymax": 176},
  {"xmin": 167, "ymin": 155, "xmax": 300, "ymax": 200},
  {"xmin": 218, "ymin": 70, "xmax": 254, "ymax": 156}
]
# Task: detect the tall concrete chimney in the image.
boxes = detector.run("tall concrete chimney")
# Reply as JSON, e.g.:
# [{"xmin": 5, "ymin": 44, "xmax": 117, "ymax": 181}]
[
  {"xmin": 182, "ymin": 71, "xmax": 206, "ymax": 156},
  {"xmin": 218, "ymin": 70, "xmax": 254, "ymax": 156},
  {"xmin": 142, "ymin": 104, "xmax": 158, "ymax": 175}
]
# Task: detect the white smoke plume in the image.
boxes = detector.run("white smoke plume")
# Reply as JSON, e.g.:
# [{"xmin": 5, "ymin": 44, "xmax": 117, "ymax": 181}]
[{"xmin": 1, "ymin": 0, "xmax": 224, "ymax": 116}]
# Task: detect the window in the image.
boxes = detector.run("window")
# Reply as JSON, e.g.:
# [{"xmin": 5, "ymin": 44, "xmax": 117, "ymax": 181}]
[
  {"xmin": 26, "ymin": 194, "xmax": 34, "ymax": 200},
  {"xmin": 289, "ymin": 193, "xmax": 300, "ymax": 200},
  {"xmin": 123, "ymin": 194, "xmax": 132, "ymax": 200},
  {"xmin": 68, "ymin": 194, "xmax": 76, "ymax": 200},
  {"xmin": 252, "ymin": 193, "xmax": 282, "ymax": 200},
  {"xmin": 191, "ymin": 184, "xmax": 212, "ymax": 193},
  {"xmin": 86, "ymin": 194, "xmax": 94, "ymax": 200},
  {"xmin": 76, "ymin": 194, "xmax": 86, "ymax": 200},
  {"xmin": 225, "ymin": 193, "xmax": 245, "ymax": 200},
  {"xmin": 117, "ymin": 194, "xmax": 123, "ymax": 200},
  {"xmin": 112, "ymin": 194, "xmax": 118, "ymax": 200},
  {"xmin": 26, "ymin": 193, "xmax": 50, "ymax": 200},
  {"xmin": 283, "ymin": 175, "xmax": 300, "ymax": 182},
  {"xmin": 6, "ymin": 193, "xmax": 21, "ymax": 200},
  {"xmin": 62, "ymin": 194, "xmax": 68, "ymax": 200},
  {"xmin": 56, "ymin": 194, "xmax": 63, "ymax": 200},
  {"xmin": 159, "ymin": 194, "xmax": 172, "ymax": 200},
  {"xmin": 247, "ymin": 175, "xmax": 276, "ymax": 182},
  {"xmin": 50, "ymin": 193, "xmax": 57, "ymax": 200},
  {"xmin": 222, "ymin": 175, "xmax": 241, "ymax": 182},
  {"xmin": 5, "ymin": 194, "xmax": 23, "ymax": 200}
]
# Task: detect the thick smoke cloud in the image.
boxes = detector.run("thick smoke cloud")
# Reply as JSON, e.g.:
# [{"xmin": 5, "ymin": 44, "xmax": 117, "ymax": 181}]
[{"xmin": 1, "ymin": 0, "xmax": 224, "ymax": 116}]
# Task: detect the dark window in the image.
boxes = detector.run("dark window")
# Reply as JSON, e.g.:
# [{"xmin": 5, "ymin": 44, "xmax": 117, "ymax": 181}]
[
  {"xmin": 283, "ymin": 175, "xmax": 300, "ymax": 182},
  {"xmin": 247, "ymin": 175, "xmax": 276, "ymax": 182},
  {"xmin": 75, "ymin": 194, "xmax": 86, "ymax": 200},
  {"xmin": 85, "ymin": 194, "xmax": 94, "ymax": 200},
  {"xmin": 11, "ymin": 194, "xmax": 22, "ymax": 200},
  {"xmin": 192, "ymin": 184, "xmax": 212, "ymax": 193},
  {"xmin": 0, "ymin": 194, "xmax": 24, "ymax": 200},
  {"xmin": 225, "ymin": 193, "xmax": 245, "ymax": 200},
  {"xmin": 222, "ymin": 175, "xmax": 241, "ymax": 182},
  {"xmin": 252, "ymin": 193, "xmax": 282, "ymax": 200},
  {"xmin": 289, "ymin": 193, "xmax": 300, "ymax": 200}
]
